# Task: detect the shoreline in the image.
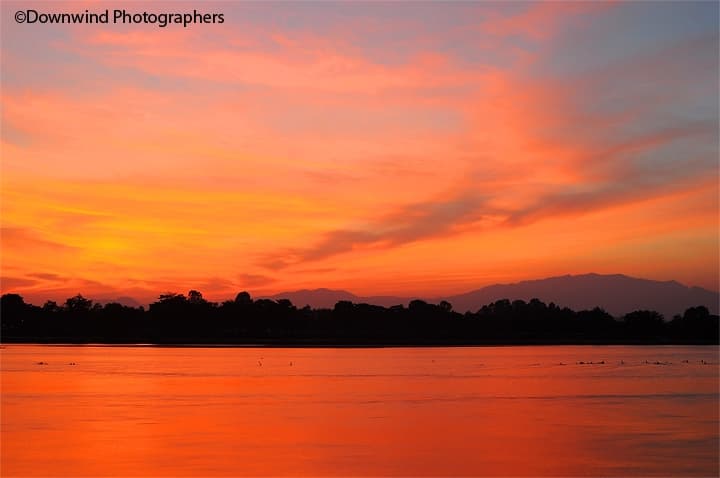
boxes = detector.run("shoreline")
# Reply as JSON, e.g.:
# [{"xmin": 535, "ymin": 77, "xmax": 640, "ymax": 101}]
[{"xmin": 3, "ymin": 339, "xmax": 718, "ymax": 348}]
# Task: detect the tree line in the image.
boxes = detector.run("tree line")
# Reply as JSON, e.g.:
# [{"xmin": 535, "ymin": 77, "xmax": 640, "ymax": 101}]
[{"xmin": 1, "ymin": 291, "xmax": 717, "ymax": 345}]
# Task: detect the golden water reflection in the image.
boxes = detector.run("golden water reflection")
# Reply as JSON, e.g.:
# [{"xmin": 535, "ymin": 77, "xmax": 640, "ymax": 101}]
[{"xmin": 2, "ymin": 345, "xmax": 718, "ymax": 476}]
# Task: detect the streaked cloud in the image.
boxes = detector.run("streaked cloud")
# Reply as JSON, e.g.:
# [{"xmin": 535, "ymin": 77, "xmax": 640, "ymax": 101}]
[{"xmin": 1, "ymin": 1, "xmax": 717, "ymax": 301}]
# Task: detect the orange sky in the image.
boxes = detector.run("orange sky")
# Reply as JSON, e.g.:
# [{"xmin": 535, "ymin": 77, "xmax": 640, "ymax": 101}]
[{"xmin": 1, "ymin": 1, "xmax": 718, "ymax": 305}]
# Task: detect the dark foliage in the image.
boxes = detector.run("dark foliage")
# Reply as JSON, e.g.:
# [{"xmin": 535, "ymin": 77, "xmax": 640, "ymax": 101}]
[{"xmin": 1, "ymin": 292, "xmax": 717, "ymax": 345}]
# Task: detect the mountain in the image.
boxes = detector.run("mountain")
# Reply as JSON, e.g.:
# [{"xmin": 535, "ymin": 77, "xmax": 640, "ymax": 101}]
[
  {"xmin": 266, "ymin": 274, "xmax": 719, "ymax": 319},
  {"xmin": 264, "ymin": 288, "xmax": 358, "ymax": 309},
  {"xmin": 96, "ymin": 296, "xmax": 143, "ymax": 308},
  {"xmin": 263, "ymin": 288, "xmax": 406, "ymax": 309},
  {"xmin": 443, "ymin": 274, "xmax": 719, "ymax": 318}
]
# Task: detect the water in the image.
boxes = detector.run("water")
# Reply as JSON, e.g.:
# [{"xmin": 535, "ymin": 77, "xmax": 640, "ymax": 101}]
[{"xmin": 1, "ymin": 345, "xmax": 718, "ymax": 477}]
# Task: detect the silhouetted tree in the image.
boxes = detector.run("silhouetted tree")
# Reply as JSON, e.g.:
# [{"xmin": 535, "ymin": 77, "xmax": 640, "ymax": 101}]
[
  {"xmin": 669, "ymin": 305, "xmax": 718, "ymax": 341},
  {"xmin": 188, "ymin": 290, "xmax": 205, "ymax": 304},
  {"xmin": 235, "ymin": 291, "xmax": 252, "ymax": 305},
  {"xmin": 1, "ymin": 292, "xmax": 717, "ymax": 345},
  {"xmin": 623, "ymin": 310, "xmax": 664, "ymax": 337},
  {"xmin": 439, "ymin": 300, "xmax": 453, "ymax": 312},
  {"xmin": 42, "ymin": 300, "xmax": 61, "ymax": 314},
  {"xmin": 64, "ymin": 294, "xmax": 93, "ymax": 314},
  {"xmin": 1, "ymin": 293, "xmax": 29, "ymax": 331}
]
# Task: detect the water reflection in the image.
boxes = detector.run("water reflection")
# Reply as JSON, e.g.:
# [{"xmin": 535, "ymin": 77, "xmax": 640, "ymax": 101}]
[{"xmin": 2, "ymin": 345, "xmax": 718, "ymax": 476}]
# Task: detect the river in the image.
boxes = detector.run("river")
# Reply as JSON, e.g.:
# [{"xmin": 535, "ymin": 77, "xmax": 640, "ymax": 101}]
[{"xmin": 1, "ymin": 345, "xmax": 718, "ymax": 476}]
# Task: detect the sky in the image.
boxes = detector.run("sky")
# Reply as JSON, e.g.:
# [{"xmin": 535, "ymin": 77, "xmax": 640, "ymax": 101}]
[{"xmin": 1, "ymin": 1, "xmax": 718, "ymax": 305}]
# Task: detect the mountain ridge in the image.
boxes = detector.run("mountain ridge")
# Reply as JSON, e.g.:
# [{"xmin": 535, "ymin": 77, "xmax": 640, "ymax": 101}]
[{"xmin": 263, "ymin": 273, "xmax": 719, "ymax": 319}]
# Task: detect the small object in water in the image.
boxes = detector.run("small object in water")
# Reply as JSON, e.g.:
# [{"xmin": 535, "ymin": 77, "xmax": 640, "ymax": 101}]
[
  {"xmin": 620, "ymin": 360, "xmax": 624, "ymax": 365},
  {"xmin": 68, "ymin": 362, "xmax": 76, "ymax": 366},
  {"xmin": 289, "ymin": 361, "xmax": 293, "ymax": 366},
  {"xmin": 36, "ymin": 361, "xmax": 47, "ymax": 365},
  {"xmin": 599, "ymin": 361, "xmax": 604, "ymax": 364},
  {"xmin": 258, "ymin": 361, "xmax": 262, "ymax": 366}
]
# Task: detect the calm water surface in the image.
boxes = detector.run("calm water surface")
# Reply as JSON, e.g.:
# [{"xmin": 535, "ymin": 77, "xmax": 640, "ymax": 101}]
[{"xmin": 1, "ymin": 345, "xmax": 718, "ymax": 476}]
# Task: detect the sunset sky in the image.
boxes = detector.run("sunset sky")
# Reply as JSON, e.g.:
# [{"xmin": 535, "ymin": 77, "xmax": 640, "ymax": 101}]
[{"xmin": 1, "ymin": 1, "xmax": 718, "ymax": 305}]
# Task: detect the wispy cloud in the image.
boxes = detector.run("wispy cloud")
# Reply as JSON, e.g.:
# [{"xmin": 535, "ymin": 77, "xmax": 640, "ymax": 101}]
[
  {"xmin": 1, "ymin": 1, "xmax": 717, "ymax": 296},
  {"xmin": 262, "ymin": 193, "xmax": 490, "ymax": 266}
]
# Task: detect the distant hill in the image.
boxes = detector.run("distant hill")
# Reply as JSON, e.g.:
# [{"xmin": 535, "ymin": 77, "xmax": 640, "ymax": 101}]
[
  {"xmin": 266, "ymin": 274, "xmax": 719, "ymax": 319},
  {"xmin": 263, "ymin": 288, "xmax": 406, "ymax": 309},
  {"xmin": 442, "ymin": 274, "xmax": 719, "ymax": 318},
  {"xmin": 96, "ymin": 296, "xmax": 143, "ymax": 308}
]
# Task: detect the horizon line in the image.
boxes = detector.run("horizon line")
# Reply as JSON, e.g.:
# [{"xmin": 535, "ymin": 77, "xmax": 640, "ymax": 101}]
[{"xmin": 3, "ymin": 271, "xmax": 719, "ymax": 308}]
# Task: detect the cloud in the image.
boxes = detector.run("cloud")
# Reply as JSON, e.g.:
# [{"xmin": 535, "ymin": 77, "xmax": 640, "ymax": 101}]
[
  {"xmin": 507, "ymin": 153, "xmax": 717, "ymax": 227},
  {"xmin": 196, "ymin": 277, "xmax": 237, "ymax": 294},
  {"xmin": 266, "ymin": 193, "xmax": 490, "ymax": 266},
  {"xmin": 26, "ymin": 272, "xmax": 64, "ymax": 281},
  {"xmin": 237, "ymin": 273, "xmax": 276, "ymax": 287},
  {"xmin": 75, "ymin": 26, "xmax": 486, "ymax": 95},
  {"xmin": 1, "ymin": 227, "xmax": 78, "ymax": 252},
  {"xmin": 1, "ymin": 276, "xmax": 38, "ymax": 290},
  {"xmin": 480, "ymin": 1, "xmax": 613, "ymax": 41},
  {"xmin": 1, "ymin": 2, "xmax": 717, "ymax": 296}
]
